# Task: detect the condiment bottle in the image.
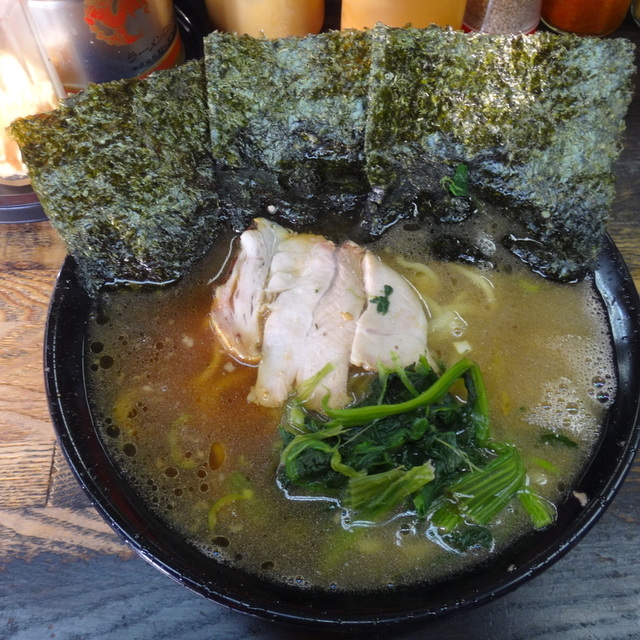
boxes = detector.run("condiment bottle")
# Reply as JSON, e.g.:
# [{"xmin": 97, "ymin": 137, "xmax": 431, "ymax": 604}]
[
  {"xmin": 340, "ymin": 0, "xmax": 467, "ymax": 30},
  {"xmin": 27, "ymin": 0, "xmax": 184, "ymax": 93},
  {"xmin": 206, "ymin": 0, "xmax": 325, "ymax": 38},
  {"xmin": 632, "ymin": 0, "xmax": 640, "ymax": 26},
  {"xmin": 541, "ymin": 0, "xmax": 631, "ymax": 37},
  {"xmin": 464, "ymin": 0, "xmax": 543, "ymax": 34}
]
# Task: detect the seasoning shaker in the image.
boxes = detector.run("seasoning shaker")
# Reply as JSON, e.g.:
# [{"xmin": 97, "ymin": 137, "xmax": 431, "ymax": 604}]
[
  {"xmin": 463, "ymin": 0, "xmax": 543, "ymax": 34},
  {"xmin": 26, "ymin": 0, "xmax": 184, "ymax": 93},
  {"xmin": 541, "ymin": 0, "xmax": 631, "ymax": 37}
]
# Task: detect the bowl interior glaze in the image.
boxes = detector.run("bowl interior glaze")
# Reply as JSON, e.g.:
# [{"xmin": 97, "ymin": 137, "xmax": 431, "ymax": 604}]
[{"xmin": 44, "ymin": 236, "xmax": 640, "ymax": 629}]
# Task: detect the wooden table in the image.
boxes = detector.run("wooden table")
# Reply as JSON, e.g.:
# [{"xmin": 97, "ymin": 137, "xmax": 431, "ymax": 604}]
[{"xmin": 1, "ymin": 18, "xmax": 639, "ymax": 640}]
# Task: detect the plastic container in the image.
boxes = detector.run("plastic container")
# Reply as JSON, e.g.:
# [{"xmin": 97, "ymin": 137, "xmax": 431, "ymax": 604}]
[
  {"xmin": 341, "ymin": 0, "xmax": 467, "ymax": 30},
  {"xmin": 464, "ymin": 0, "xmax": 542, "ymax": 34},
  {"xmin": 27, "ymin": 0, "xmax": 184, "ymax": 92},
  {"xmin": 541, "ymin": 0, "xmax": 631, "ymax": 37},
  {"xmin": 206, "ymin": 0, "xmax": 324, "ymax": 38}
]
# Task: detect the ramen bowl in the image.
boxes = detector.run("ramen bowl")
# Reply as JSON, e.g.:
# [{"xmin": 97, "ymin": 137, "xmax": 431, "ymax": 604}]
[{"xmin": 44, "ymin": 235, "xmax": 640, "ymax": 630}]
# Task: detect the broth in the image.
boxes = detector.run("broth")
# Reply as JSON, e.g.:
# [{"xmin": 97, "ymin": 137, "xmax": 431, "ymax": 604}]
[{"xmin": 86, "ymin": 224, "xmax": 615, "ymax": 591}]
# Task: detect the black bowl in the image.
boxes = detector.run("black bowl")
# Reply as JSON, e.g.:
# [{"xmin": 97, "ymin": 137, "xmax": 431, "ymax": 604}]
[{"xmin": 44, "ymin": 236, "xmax": 640, "ymax": 630}]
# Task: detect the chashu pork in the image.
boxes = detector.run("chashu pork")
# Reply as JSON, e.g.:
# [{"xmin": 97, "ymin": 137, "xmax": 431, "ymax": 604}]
[
  {"xmin": 210, "ymin": 218, "xmax": 291, "ymax": 363},
  {"xmin": 351, "ymin": 252, "xmax": 429, "ymax": 371},
  {"xmin": 300, "ymin": 241, "xmax": 366, "ymax": 410},
  {"xmin": 212, "ymin": 220, "xmax": 431, "ymax": 411},
  {"xmin": 248, "ymin": 233, "xmax": 337, "ymax": 407}
]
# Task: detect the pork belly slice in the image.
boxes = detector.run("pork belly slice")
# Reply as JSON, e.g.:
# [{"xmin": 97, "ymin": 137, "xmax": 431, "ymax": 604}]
[
  {"xmin": 248, "ymin": 234, "xmax": 337, "ymax": 407},
  {"xmin": 300, "ymin": 241, "xmax": 366, "ymax": 410},
  {"xmin": 351, "ymin": 252, "xmax": 428, "ymax": 371},
  {"xmin": 210, "ymin": 218, "xmax": 291, "ymax": 363}
]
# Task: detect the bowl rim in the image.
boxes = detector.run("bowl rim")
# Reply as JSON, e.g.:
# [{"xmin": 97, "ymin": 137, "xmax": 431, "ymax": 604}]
[{"xmin": 44, "ymin": 235, "xmax": 640, "ymax": 629}]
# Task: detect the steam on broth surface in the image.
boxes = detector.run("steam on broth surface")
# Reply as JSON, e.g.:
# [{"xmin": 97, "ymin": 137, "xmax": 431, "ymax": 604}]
[{"xmin": 86, "ymin": 222, "xmax": 616, "ymax": 591}]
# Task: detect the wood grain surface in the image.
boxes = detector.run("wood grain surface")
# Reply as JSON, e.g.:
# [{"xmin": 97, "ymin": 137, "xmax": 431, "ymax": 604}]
[{"xmin": 1, "ymin": 9, "xmax": 639, "ymax": 640}]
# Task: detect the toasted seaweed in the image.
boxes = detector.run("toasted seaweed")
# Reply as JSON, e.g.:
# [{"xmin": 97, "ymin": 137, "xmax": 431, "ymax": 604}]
[
  {"xmin": 10, "ymin": 60, "xmax": 219, "ymax": 293},
  {"xmin": 364, "ymin": 25, "xmax": 635, "ymax": 280},
  {"xmin": 204, "ymin": 29, "xmax": 372, "ymax": 232},
  {"xmin": 10, "ymin": 28, "xmax": 635, "ymax": 290}
]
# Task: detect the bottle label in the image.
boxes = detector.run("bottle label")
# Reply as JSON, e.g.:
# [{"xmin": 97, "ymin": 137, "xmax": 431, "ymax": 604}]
[
  {"xmin": 83, "ymin": 0, "xmax": 182, "ymax": 75},
  {"xmin": 28, "ymin": 0, "xmax": 184, "ymax": 91},
  {"xmin": 84, "ymin": 0, "xmax": 154, "ymax": 46}
]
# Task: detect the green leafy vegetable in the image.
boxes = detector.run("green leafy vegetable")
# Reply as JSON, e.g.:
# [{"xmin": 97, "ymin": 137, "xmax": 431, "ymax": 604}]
[
  {"xmin": 295, "ymin": 362, "xmax": 335, "ymax": 404},
  {"xmin": 446, "ymin": 444, "xmax": 525, "ymax": 525},
  {"xmin": 441, "ymin": 164, "xmax": 469, "ymax": 197},
  {"xmin": 518, "ymin": 490, "xmax": 556, "ymax": 529},
  {"xmin": 446, "ymin": 525, "xmax": 494, "ymax": 552},
  {"xmin": 346, "ymin": 463, "xmax": 435, "ymax": 522},
  {"xmin": 278, "ymin": 357, "xmax": 553, "ymax": 545},
  {"xmin": 370, "ymin": 284, "xmax": 393, "ymax": 315},
  {"xmin": 322, "ymin": 357, "xmax": 486, "ymax": 437},
  {"xmin": 540, "ymin": 432, "xmax": 579, "ymax": 448},
  {"xmin": 532, "ymin": 457, "xmax": 560, "ymax": 474}
]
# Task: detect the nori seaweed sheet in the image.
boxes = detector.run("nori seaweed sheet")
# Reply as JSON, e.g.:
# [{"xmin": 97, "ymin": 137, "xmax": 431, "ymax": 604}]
[
  {"xmin": 365, "ymin": 26, "xmax": 635, "ymax": 280},
  {"xmin": 10, "ymin": 28, "xmax": 635, "ymax": 290},
  {"xmin": 10, "ymin": 59, "xmax": 219, "ymax": 292},
  {"xmin": 204, "ymin": 29, "xmax": 372, "ymax": 231}
]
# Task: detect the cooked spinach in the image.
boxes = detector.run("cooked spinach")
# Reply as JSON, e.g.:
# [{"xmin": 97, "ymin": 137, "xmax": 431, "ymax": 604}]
[
  {"xmin": 441, "ymin": 164, "xmax": 469, "ymax": 197},
  {"xmin": 279, "ymin": 357, "xmax": 554, "ymax": 547},
  {"xmin": 540, "ymin": 431, "xmax": 579, "ymax": 448}
]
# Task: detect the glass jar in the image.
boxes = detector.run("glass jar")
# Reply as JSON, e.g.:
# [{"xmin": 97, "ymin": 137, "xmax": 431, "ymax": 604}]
[
  {"xmin": 206, "ymin": 0, "xmax": 325, "ymax": 38},
  {"xmin": 632, "ymin": 0, "xmax": 640, "ymax": 26},
  {"xmin": 27, "ymin": 0, "xmax": 184, "ymax": 93},
  {"xmin": 464, "ymin": 0, "xmax": 543, "ymax": 34},
  {"xmin": 341, "ymin": 0, "xmax": 467, "ymax": 30},
  {"xmin": 541, "ymin": 0, "xmax": 631, "ymax": 37},
  {"xmin": 0, "ymin": 0, "xmax": 64, "ymax": 221},
  {"xmin": 0, "ymin": 0, "xmax": 63, "ymax": 183}
]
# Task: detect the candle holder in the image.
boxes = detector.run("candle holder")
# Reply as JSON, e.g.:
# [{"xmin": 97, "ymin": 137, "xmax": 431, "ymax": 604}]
[{"xmin": 0, "ymin": 0, "xmax": 64, "ymax": 223}]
